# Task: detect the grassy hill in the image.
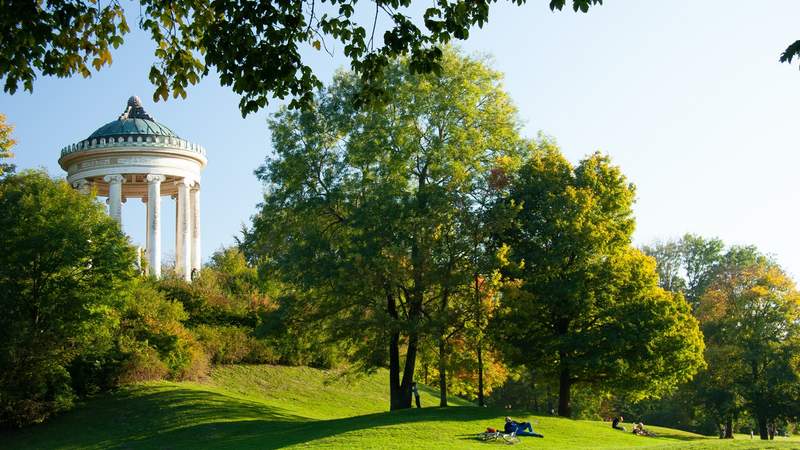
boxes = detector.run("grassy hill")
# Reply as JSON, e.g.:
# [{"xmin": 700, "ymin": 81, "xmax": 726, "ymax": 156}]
[{"xmin": 3, "ymin": 365, "xmax": 799, "ymax": 449}]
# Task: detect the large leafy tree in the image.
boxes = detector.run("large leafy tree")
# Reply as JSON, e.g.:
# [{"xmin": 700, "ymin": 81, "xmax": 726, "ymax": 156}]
[
  {"xmin": 1, "ymin": 0, "xmax": 600, "ymax": 115},
  {"xmin": 493, "ymin": 144, "xmax": 705, "ymax": 417},
  {"xmin": 0, "ymin": 170, "xmax": 136, "ymax": 426},
  {"xmin": 697, "ymin": 254, "xmax": 800, "ymax": 440},
  {"xmin": 242, "ymin": 48, "xmax": 525, "ymax": 409}
]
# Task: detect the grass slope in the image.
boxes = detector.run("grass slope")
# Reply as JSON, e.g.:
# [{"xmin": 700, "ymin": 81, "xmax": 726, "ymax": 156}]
[{"xmin": 3, "ymin": 365, "xmax": 799, "ymax": 449}]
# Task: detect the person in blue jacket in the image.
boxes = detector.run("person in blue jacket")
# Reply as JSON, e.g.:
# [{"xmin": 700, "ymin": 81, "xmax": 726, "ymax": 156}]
[{"xmin": 504, "ymin": 417, "xmax": 544, "ymax": 438}]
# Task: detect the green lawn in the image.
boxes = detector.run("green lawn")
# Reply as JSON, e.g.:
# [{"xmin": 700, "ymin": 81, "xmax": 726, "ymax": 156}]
[{"xmin": 3, "ymin": 365, "xmax": 799, "ymax": 449}]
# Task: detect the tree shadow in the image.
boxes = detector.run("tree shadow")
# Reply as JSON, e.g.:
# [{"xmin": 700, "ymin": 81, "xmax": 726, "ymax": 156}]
[
  {"xmin": 132, "ymin": 404, "xmax": 502, "ymax": 449},
  {"xmin": 2, "ymin": 384, "xmax": 499, "ymax": 449}
]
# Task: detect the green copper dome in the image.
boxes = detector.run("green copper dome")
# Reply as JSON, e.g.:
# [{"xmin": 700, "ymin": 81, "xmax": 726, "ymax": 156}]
[
  {"xmin": 88, "ymin": 118, "xmax": 178, "ymax": 139},
  {"xmin": 87, "ymin": 96, "xmax": 179, "ymax": 139}
]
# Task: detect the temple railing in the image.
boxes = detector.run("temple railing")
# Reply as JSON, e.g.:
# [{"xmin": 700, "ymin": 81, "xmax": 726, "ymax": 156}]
[{"xmin": 60, "ymin": 135, "xmax": 206, "ymax": 158}]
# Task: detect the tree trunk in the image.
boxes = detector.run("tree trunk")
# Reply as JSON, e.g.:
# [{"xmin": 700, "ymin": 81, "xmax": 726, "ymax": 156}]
[
  {"xmin": 757, "ymin": 415, "xmax": 769, "ymax": 440},
  {"xmin": 399, "ymin": 331, "xmax": 419, "ymax": 408},
  {"xmin": 398, "ymin": 164, "xmax": 426, "ymax": 410},
  {"xmin": 399, "ymin": 283, "xmax": 422, "ymax": 409},
  {"xmin": 768, "ymin": 421, "xmax": 775, "ymax": 440},
  {"xmin": 474, "ymin": 274, "xmax": 485, "ymax": 407},
  {"xmin": 438, "ymin": 337, "xmax": 448, "ymax": 407},
  {"xmin": 477, "ymin": 340, "xmax": 485, "ymax": 407},
  {"xmin": 388, "ymin": 291, "xmax": 403, "ymax": 411},
  {"xmin": 724, "ymin": 418, "xmax": 733, "ymax": 439},
  {"xmin": 438, "ymin": 288, "xmax": 450, "ymax": 408},
  {"xmin": 530, "ymin": 367, "xmax": 538, "ymax": 412},
  {"xmin": 557, "ymin": 363, "xmax": 572, "ymax": 417}
]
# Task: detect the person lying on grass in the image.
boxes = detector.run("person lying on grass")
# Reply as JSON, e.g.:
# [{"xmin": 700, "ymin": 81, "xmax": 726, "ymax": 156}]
[
  {"xmin": 632, "ymin": 422, "xmax": 656, "ymax": 437},
  {"xmin": 504, "ymin": 416, "xmax": 544, "ymax": 438}
]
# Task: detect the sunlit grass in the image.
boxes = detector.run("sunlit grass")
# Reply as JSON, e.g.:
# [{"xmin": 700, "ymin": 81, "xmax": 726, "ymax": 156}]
[{"xmin": 3, "ymin": 365, "xmax": 799, "ymax": 449}]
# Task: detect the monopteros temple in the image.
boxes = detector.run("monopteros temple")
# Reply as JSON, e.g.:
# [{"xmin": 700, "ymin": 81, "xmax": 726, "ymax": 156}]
[{"xmin": 58, "ymin": 96, "xmax": 207, "ymax": 280}]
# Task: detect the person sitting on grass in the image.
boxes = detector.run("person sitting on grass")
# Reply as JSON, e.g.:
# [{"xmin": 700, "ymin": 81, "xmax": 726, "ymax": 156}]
[
  {"xmin": 612, "ymin": 416, "xmax": 626, "ymax": 431},
  {"xmin": 504, "ymin": 416, "xmax": 544, "ymax": 438}
]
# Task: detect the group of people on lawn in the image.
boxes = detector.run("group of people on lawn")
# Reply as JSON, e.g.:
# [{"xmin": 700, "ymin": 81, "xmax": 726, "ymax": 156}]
[
  {"xmin": 612, "ymin": 415, "xmax": 656, "ymax": 437},
  {"xmin": 488, "ymin": 415, "xmax": 655, "ymax": 440},
  {"xmin": 414, "ymin": 381, "xmax": 654, "ymax": 441}
]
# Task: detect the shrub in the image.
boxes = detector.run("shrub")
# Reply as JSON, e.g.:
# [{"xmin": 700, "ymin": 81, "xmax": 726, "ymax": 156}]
[
  {"xmin": 193, "ymin": 324, "xmax": 279, "ymax": 365},
  {"xmin": 116, "ymin": 280, "xmax": 209, "ymax": 382},
  {"xmin": 116, "ymin": 343, "xmax": 169, "ymax": 383}
]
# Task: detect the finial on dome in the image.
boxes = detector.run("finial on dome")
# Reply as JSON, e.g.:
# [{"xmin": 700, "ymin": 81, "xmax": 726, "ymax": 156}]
[{"xmin": 119, "ymin": 95, "xmax": 154, "ymax": 121}]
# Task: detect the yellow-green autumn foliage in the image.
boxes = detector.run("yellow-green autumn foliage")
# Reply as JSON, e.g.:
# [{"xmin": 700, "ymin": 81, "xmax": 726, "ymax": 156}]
[
  {"xmin": 493, "ymin": 143, "xmax": 705, "ymax": 417},
  {"xmin": 0, "ymin": 113, "xmax": 15, "ymax": 176},
  {"xmin": 117, "ymin": 280, "xmax": 209, "ymax": 382},
  {"xmin": 697, "ymin": 256, "xmax": 800, "ymax": 439}
]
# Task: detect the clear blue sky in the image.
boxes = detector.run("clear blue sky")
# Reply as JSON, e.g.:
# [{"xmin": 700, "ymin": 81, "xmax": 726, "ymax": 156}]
[{"xmin": 3, "ymin": 1, "xmax": 800, "ymax": 277}]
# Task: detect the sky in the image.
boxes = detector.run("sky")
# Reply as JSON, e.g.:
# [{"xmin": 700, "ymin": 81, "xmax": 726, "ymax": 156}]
[{"xmin": 3, "ymin": 1, "xmax": 800, "ymax": 277}]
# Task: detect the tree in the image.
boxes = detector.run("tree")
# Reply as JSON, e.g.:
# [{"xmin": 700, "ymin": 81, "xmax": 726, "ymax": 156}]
[
  {"xmin": 641, "ymin": 234, "xmax": 724, "ymax": 309},
  {"xmin": 641, "ymin": 238, "xmax": 686, "ymax": 294},
  {"xmin": 0, "ymin": 113, "xmax": 16, "ymax": 177},
  {"xmin": 697, "ymin": 254, "xmax": 800, "ymax": 440},
  {"xmin": 0, "ymin": 170, "xmax": 136, "ymax": 426},
  {"xmin": 242, "ymin": 48, "xmax": 525, "ymax": 409},
  {"xmin": 492, "ymin": 144, "xmax": 705, "ymax": 417},
  {"xmin": 1, "ymin": 1, "xmax": 599, "ymax": 115}
]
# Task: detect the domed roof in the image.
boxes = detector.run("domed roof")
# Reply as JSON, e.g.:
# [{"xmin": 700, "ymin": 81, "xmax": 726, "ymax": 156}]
[{"xmin": 87, "ymin": 96, "xmax": 179, "ymax": 139}]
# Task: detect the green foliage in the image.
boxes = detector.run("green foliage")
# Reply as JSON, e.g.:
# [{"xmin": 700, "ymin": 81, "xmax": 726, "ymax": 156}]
[
  {"xmin": 139, "ymin": 247, "xmax": 281, "ymax": 369},
  {"xmin": 193, "ymin": 324, "xmax": 278, "ymax": 365},
  {"xmin": 493, "ymin": 145, "xmax": 705, "ymax": 417},
  {"xmin": 642, "ymin": 234, "xmax": 725, "ymax": 309},
  {"xmin": 158, "ymin": 261, "xmax": 270, "ymax": 329},
  {"xmin": 116, "ymin": 280, "xmax": 209, "ymax": 383},
  {"xmin": 637, "ymin": 242, "xmax": 800, "ymax": 439},
  {"xmin": 415, "ymin": 337, "xmax": 509, "ymax": 401},
  {"xmin": 0, "ymin": 1, "xmax": 129, "ymax": 94},
  {"xmin": 780, "ymin": 40, "xmax": 800, "ymax": 67},
  {"xmin": 243, "ymin": 47, "xmax": 526, "ymax": 408},
  {"xmin": 696, "ymin": 256, "xmax": 800, "ymax": 439},
  {"xmin": 1, "ymin": 1, "xmax": 599, "ymax": 115},
  {"xmin": 0, "ymin": 170, "xmax": 135, "ymax": 427},
  {"xmin": 255, "ymin": 293, "xmax": 343, "ymax": 369}
]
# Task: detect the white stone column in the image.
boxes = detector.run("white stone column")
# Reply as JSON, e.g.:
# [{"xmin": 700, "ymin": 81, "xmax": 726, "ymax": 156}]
[
  {"xmin": 103, "ymin": 174, "xmax": 125, "ymax": 224},
  {"xmin": 143, "ymin": 197, "xmax": 150, "ymax": 262},
  {"xmin": 72, "ymin": 179, "xmax": 91, "ymax": 195},
  {"xmin": 190, "ymin": 183, "xmax": 201, "ymax": 276},
  {"xmin": 175, "ymin": 192, "xmax": 184, "ymax": 276},
  {"xmin": 146, "ymin": 174, "xmax": 165, "ymax": 278},
  {"xmin": 176, "ymin": 178, "xmax": 192, "ymax": 281}
]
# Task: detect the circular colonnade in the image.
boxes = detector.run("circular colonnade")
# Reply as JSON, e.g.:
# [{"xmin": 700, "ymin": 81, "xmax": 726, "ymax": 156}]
[{"xmin": 58, "ymin": 96, "xmax": 207, "ymax": 280}]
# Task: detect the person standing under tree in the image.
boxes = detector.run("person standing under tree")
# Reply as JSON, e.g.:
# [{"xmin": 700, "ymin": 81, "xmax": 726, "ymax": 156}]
[{"xmin": 411, "ymin": 382, "xmax": 421, "ymax": 408}]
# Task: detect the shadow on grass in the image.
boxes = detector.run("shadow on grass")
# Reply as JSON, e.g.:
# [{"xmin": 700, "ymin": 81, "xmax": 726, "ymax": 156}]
[
  {"xmin": 645, "ymin": 430, "xmax": 710, "ymax": 442},
  {"xmin": 3, "ymin": 382, "xmax": 715, "ymax": 450},
  {"xmin": 1, "ymin": 384, "xmax": 499, "ymax": 449},
  {"xmin": 130, "ymin": 404, "xmax": 503, "ymax": 449}
]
